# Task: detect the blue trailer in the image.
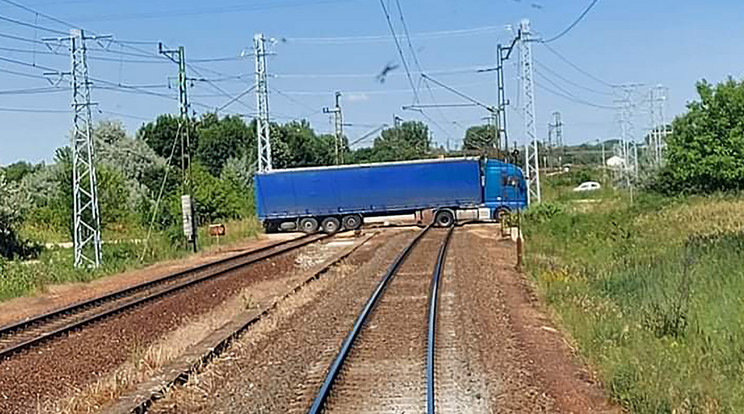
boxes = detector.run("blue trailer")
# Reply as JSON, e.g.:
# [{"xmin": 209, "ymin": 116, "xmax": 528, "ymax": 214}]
[{"xmin": 254, "ymin": 157, "xmax": 527, "ymax": 233}]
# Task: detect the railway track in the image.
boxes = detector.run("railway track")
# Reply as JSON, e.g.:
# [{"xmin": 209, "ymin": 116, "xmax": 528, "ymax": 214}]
[
  {"xmin": 308, "ymin": 224, "xmax": 454, "ymax": 414},
  {"xmin": 0, "ymin": 234, "xmax": 325, "ymax": 360}
]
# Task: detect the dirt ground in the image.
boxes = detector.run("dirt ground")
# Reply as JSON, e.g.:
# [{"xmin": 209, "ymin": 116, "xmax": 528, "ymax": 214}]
[
  {"xmin": 0, "ymin": 232, "xmax": 300, "ymax": 327},
  {"xmin": 144, "ymin": 224, "xmax": 617, "ymax": 413},
  {"xmin": 0, "ymin": 232, "xmax": 355, "ymax": 413}
]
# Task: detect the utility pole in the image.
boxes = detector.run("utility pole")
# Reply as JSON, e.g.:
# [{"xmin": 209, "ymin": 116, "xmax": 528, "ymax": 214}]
[
  {"xmin": 495, "ymin": 36, "xmax": 519, "ymax": 156},
  {"xmin": 254, "ymin": 33, "xmax": 272, "ymax": 172},
  {"xmin": 159, "ymin": 43, "xmax": 197, "ymax": 253},
  {"xmin": 69, "ymin": 29, "xmax": 103, "ymax": 268},
  {"xmin": 519, "ymin": 19, "xmax": 541, "ymax": 204},
  {"xmin": 323, "ymin": 91, "xmax": 343, "ymax": 165}
]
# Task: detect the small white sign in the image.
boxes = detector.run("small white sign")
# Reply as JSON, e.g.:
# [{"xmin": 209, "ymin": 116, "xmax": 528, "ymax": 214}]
[{"xmin": 181, "ymin": 195, "xmax": 194, "ymax": 239}]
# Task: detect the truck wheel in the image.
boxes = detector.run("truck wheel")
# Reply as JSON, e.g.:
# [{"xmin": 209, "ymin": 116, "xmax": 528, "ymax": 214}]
[
  {"xmin": 342, "ymin": 214, "xmax": 363, "ymax": 230},
  {"xmin": 321, "ymin": 217, "xmax": 341, "ymax": 234},
  {"xmin": 300, "ymin": 217, "xmax": 319, "ymax": 234},
  {"xmin": 434, "ymin": 210, "xmax": 455, "ymax": 228}
]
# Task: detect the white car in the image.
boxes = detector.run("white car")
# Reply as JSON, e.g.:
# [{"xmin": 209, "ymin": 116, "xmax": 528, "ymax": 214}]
[{"xmin": 573, "ymin": 181, "xmax": 601, "ymax": 192}]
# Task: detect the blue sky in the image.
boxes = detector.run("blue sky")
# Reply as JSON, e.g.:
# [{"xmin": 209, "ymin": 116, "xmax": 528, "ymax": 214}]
[{"xmin": 1, "ymin": 0, "xmax": 743, "ymax": 165}]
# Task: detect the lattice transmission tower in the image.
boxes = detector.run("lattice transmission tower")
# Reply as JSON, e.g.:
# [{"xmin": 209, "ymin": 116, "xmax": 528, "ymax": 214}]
[
  {"xmin": 519, "ymin": 19, "xmax": 541, "ymax": 204},
  {"xmin": 254, "ymin": 33, "xmax": 272, "ymax": 172},
  {"xmin": 70, "ymin": 29, "xmax": 102, "ymax": 268},
  {"xmin": 616, "ymin": 84, "xmax": 642, "ymax": 187},
  {"xmin": 648, "ymin": 85, "xmax": 668, "ymax": 168}
]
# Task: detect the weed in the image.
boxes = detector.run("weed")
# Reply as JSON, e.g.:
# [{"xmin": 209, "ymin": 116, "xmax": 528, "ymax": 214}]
[{"xmin": 525, "ymin": 188, "xmax": 744, "ymax": 412}]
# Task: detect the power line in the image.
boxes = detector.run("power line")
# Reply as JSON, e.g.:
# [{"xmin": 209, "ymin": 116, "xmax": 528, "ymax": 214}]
[
  {"xmin": 0, "ymin": 55, "xmax": 61, "ymax": 73},
  {"xmin": 187, "ymin": 63, "xmax": 255, "ymax": 112},
  {"xmin": 0, "ymin": 31, "xmax": 47, "ymax": 45},
  {"xmin": 534, "ymin": 77, "xmax": 615, "ymax": 110},
  {"xmin": 533, "ymin": 58, "xmax": 613, "ymax": 96},
  {"xmin": 378, "ymin": 0, "xmax": 419, "ymax": 103},
  {"xmin": 271, "ymin": 65, "xmax": 486, "ymax": 79},
  {"xmin": 0, "ymin": 106, "xmax": 67, "ymax": 113},
  {"xmin": 68, "ymin": 0, "xmax": 356, "ymax": 23},
  {"xmin": 393, "ymin": 0, "xmax": 454, "ymax": 144},
  {"xmin": 0, "ymin": 66, "xmax": 55, "ymax": 80},
  {"xmin": 534, "ymin": 68, "xmax": 613, "ymax": 109},
  {"xmin": 97, "ymin": 109, "xmax": 151, "ymax": 122},
  {"xmin": 0, "ymin": 85, "xmax": 68, "ymax": 95},
  {"xmin": 539, "ymin": 41, "xmax": 616, "ymax": 88},
  {"xmin": 283, "ymin": 25, "xmax": 503, "ymax": 44},
  {"xmin": 0, "ymin": 13, "xmax": 67, "ymax": 35},
  {"xmin": 542, "ymin": 0, "xmax": 600, "ymax": 43}
]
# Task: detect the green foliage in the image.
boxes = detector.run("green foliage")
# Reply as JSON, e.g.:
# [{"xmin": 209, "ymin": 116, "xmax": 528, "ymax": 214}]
[
  {"xmin": 652, "ymin": 78, "xmax": 744, "ymax": 194},
  {"xmin": 136, "ymin": 114, "xmax": 197, "ymax": 166},
  {"xmin": 462, "ymin": 124, "xmax": 497, "ymax": 152},
  {"xmin": 2, "ymin": 161, "xmax": 41, "ymax": 182},
  {"xmin": 0, "ymin": 171, "xmax": 40, "ymax": 259},
  {"xmin": 354, "ymin": 121, "xmax": 430, "ymax": 163},
  {"xmin": 181, "ymin": 163, "xmax": 253, "ymax": 225},
  {"xmin": 196, "ymin": 115, "xmax": 253, "ymax": 176},
  {"xmin": 525, "ymin": 194, "xmax": 744, "ymax": 412},
  {"xmin": 523, "ymin": 201, "xmax": 565, "ymax": 223}
]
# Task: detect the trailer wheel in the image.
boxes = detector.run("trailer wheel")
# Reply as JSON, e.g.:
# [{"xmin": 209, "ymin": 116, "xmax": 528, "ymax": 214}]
[
  {"xmin": 342, "ymin": 214, "xmax": 363, "ymax": 230},
  {"xmin": 434, "ymin": 210, "xmax": 455, "ymax": 228},
  {"xmin": 321, "ymin": 217, "xmax": 341, "ymax": 234},
  {"xmin": 300, "ymin": 217, "xmax": 319, "ymax": 234}
]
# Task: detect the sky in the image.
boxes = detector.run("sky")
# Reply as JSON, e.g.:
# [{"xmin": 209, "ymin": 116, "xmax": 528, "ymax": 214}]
[{"xmin": 1, "ymin": 0, "xmax": 743, "ymax": 165}]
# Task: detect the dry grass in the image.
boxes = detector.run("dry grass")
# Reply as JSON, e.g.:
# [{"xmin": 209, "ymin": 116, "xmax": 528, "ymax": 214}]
[
  {"xmin": 150, "ymin": 261, "xmax": 356, "ymax": 413},
  {"xmin": 49, "ymin": 278, "xmax": 289, "ymax": 414}
]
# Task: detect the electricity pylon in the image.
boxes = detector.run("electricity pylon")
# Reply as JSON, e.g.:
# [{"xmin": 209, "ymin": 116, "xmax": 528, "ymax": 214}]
[
  {"xmin": 519, "ymin": 19, "xmax": 541, "ymax": 204},
  {"xmin": 70, "ymin": 29, "xmax": 102, "ymax": 268},
  {"xmin": 254, "ymin": 33, "xmax": 272, "ymax": 172}
]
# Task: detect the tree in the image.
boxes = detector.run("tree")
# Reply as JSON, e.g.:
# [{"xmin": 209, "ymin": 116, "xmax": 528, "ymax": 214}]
[
  {"xmin": 2, "ymin": 161, "xmax": 41, "ymax": 183},
  {"xmin": 136, "ymin": 114, "xmax": 197, "ymax": 166},
  {"xmin": 368, "ymin": 121, "xmax": 430, "ymax": 162},
  {"xmin": 0, "ymin": 171, "xmax": 38, "ymax": 259},
  {"xmin": 652, "ymin": 78, "xmax": 744, "ymax": 193},
  {"xmin": 463, "ymin": 124, "xmax": 497, "ymax": 152},
  {"xmin": 196, "ymin": 115, "xmax": 253, "ymax": 176}
]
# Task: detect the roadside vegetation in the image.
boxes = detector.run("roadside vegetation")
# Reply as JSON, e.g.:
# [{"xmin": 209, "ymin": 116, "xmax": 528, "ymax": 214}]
[
  {"xmin": 0, "ymin": 115, "xmax": 437, "ymax": 301},
  {"xmin": 525, "ymin": 78, "xmax": 744, "ymax": 412}
]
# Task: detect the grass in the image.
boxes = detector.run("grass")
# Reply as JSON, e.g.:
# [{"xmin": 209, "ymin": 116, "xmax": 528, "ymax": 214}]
[
  {"xmin": 0, "ymin": 216, "xmax": 263, "ymax": 303},
  {"xmin": 525, "ymin": 174, "xmax": 744, "ymax": 413}
]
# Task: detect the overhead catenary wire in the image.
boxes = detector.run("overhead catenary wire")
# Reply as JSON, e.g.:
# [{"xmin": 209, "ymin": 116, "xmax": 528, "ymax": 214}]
[
  {"xmin": 283, "ymin": 24, "xmax": 503, "ymax": 44},
  {"xmin": 378, "ymin": 0, "xmax": 420, "ymax": 104},
  {"xmin": 186, "ymin": 63, "xmax": 255, "ymax": 112},
  {"xmin": 541, "ymin": 0, "xmax": 600, "ymax": 43},
  {"xmin": 393, "ymin": 0, "xmax": 455, "ymax": 145}
]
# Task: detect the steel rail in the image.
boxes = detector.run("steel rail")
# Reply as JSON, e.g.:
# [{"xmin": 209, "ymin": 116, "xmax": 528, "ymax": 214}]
[
  {"xmin": 0, "ymin": 234, "xmax": 325, "ymax": 359},
  {"xmin": 308, "ymin": 224, "xmax": 441, "ymax": 414},
  {"xmin": 426, "ymin": 225, "xmax": 455, "ymax": 413}
]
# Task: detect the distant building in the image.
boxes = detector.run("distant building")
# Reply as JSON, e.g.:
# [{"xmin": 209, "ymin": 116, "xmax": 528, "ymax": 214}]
[{"xmin": 606, "ymin": 156, "xmax": 625, "ymax": 169}]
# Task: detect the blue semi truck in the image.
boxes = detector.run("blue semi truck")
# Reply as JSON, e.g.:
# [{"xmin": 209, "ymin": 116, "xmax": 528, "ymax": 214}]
[{"xmin": 254, "ymin": 157, "xmax": 527, "ymax": 234}]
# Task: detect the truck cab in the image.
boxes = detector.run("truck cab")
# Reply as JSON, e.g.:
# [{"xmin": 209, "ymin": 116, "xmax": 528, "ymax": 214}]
[{"xmin": 482, "ymin": 159, "xmax": 528, "ymax": 217}]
